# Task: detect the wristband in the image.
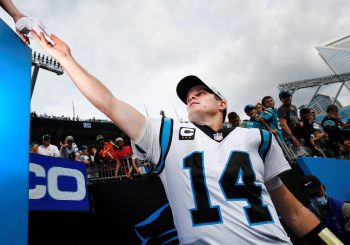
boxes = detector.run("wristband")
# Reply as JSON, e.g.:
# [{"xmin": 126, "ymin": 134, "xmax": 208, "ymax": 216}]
[{"xmin": 303, "ymin": 223, "xmax": 343, "ymax": 245}]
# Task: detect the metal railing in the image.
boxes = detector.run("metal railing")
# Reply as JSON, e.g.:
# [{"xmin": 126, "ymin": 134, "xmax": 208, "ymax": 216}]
[{"xmin": 85, "ymin": 157, "xmax": 154, "ymax": 183}]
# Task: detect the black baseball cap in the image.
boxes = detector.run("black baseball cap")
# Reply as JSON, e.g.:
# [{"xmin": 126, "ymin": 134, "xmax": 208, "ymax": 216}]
[
  {"xmin": 279, "ymin": 90, "xmax": 292, "ymax": 98},
  {"xmin": 176, "ymin": 75, "xmax": 226, "ymax": 104},
  {"xmin": 300, "ymin": 108, "xmax": 311, "ymax": 115},
  {"xmin": 244, "ymin": 104, "xmax": 255, "ymax": 113},
  {"xmin": 299, "ymin": 175, "xmax": 322, "ymax": 196},
  {"xmin": 42, "ymin": 134, "xmax": 51, "ymax": 140}
]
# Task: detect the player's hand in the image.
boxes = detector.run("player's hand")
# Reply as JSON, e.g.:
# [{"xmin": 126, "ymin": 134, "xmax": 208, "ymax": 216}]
[
  {"xmin": 32, "ymin": 30, "xmax": 71, "ymax": 61},
  {"xmin": 13, "ymin": 15, "xmax": 30, "ymax": 45},
  {"xmin": 15, "ymin": 28, "xmax": 30, "ymax": 45}
]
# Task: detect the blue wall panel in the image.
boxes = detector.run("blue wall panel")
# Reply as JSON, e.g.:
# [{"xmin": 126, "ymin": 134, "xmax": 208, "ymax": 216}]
[{"xmin": 0, "ymin": 19, "xmax": 31, "ymax": 245}]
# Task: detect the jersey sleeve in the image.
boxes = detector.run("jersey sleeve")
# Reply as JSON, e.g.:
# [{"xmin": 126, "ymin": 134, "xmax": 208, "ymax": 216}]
[
  {"xmin": 262, "ymin": 132, "xmax": 291, "ymax": 181},
  {"xmin": 132, "ymin": 117, "xmax": 173, "ymax": 173}
]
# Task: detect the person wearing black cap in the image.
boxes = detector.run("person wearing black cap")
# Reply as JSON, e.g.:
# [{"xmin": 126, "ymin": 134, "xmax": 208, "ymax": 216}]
[
  {"xmin": 338, "ymin": 125, "xmax": 350, "ymax": 160},
  {"xmin": 37, "ymin": 134, "xmax": 60, "ymax": 157},
  {"xmin": 321, "ymin": 104, "xmax": 347, "ymax": 157},
  {"xmin": 33, "ymin": 32, "xmax": 342, "ymax": 244},
  {"xmin": 278, "ymin": 90, "xmax": 301, "ymax": 149},
  {"xmin": 297, "ymin": 108, "xmax": 326, "ymax": 156},
  {"xmin": 300, "ymin": 175, "xmax": 350, "ymax": 244}
]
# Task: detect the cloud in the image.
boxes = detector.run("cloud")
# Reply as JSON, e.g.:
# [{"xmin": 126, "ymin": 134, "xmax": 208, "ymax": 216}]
[{"xmin": 2, "ymin": 0, "xmax": 350, "ymax": 121}]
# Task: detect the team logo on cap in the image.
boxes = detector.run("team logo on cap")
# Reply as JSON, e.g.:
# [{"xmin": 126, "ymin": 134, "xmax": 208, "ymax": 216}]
[{"xmin": 179, "ymin": 127, "xmax": 196, "ymax": 140}]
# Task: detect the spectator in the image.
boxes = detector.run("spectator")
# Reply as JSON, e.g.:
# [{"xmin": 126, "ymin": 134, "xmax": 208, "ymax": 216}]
[
  {"xmin": 95, "ymin": 135, "xmax": 117, "ymax": 164},
  {"xmin": 30, "ymin": 142, "xmax": 39, "ymax": 154},
  {"xmin": 88, "ymin": 145, "xmax": 98, "ymax": 164},
  {"xmin": 321, "ymin": 105, "xmax": 348, "ymax": 158},
  {"xmin": 60, "ymin": 135, "xmax": 79, "ymax": 160},
  {"xmin": 80, "ymin": 145, "xmax": 90, "ymax": 164},
  {"xmin": 115, "ymin": 137, "xmax": 140, "ymax": 178},
  {"xmin": 244, "ymin": 104, "xmax": 278, "ymax": 136},
  {"xmin": 255, "ymin": 102, "xmax": 264, "ymax": 115},
  {"xmin": 297, "ymin": 108, "xmax": 326, "ymax": 156},
  {"xmin": 338, "ymin": 125, "xmax": 350, "ymax": 160},
  {"xmin": 74, "ymin": 151, "xmax": 81, "ymax": 161},
  {"xmin": 227, "ymin": 112, "xmax": 241, "ymax": 128},
  {"xmin": 261, "ymin": 96, "xmax": 281, "ymax": 135},
  {"xmin": 278, "ymin": 90, "xmax": 301, "ymax": 149},
  {"xmin": 309, "ymin": 109, "xmax": 322, "ymax": 131},
  {"xmin": 37, "ymin": 134, "xmax": 60, "ymax": 157},
  {"xmin": 299, "ymin": 175, "xmax": 350, "ymax": 244}
]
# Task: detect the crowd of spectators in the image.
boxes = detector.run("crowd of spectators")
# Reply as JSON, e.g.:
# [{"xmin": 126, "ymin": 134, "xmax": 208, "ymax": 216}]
[
  {"xmin": 30, "ymin": 132, "xmax": 145, "ymax": 179},
  {"xmin": 30, "ymin": 111, "xmax": 112, "ymax": 123},
  {"xmin": 227, "ymin": 91, "xmax": 350, "ymax": 160}
]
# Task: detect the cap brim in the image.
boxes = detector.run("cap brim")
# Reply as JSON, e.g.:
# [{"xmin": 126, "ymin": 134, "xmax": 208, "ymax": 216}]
[{"xmin": 305, "ymin": 186, "xmax": 322, "ymax": 196}]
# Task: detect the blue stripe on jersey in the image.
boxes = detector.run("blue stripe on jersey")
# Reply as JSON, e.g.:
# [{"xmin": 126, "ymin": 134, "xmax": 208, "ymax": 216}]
[
  {"xmin": 258, "ymin": 129, "xmax": 272, "ymax": 162},
  {"xmin": 156, "ymin": 118, "xmax": 173, "ymax": 173}
]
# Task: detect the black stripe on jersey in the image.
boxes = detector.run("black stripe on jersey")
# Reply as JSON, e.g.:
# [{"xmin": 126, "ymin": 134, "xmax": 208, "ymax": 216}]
[
  {"xmin": 263, "ymin": 133, "xmax": 272, "ymax": 161},
  {"xmin": 156, "ymin": 117, "xmax": 165, "ymax": 166},
  {"xmin": 156, "ymin": 118, "xmax": 174, "ymax": 174},
  {"xmin": 258, "ymin": 129, "xmax": 272, "ymax": 163}
]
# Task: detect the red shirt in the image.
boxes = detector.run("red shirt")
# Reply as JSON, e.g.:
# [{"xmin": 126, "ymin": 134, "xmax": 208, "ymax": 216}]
[
  {"xmin": 98, "ymin": 141, "xmax": 117, "ymax": 160},
  {"xmin": 115, "ymin": 146, "xmax": 133, "ymax": 159}
]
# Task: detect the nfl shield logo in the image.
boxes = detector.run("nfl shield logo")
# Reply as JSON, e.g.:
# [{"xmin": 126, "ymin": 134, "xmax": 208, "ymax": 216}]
[{"xmin": 213, "ymin": 132, "xmax": 223, "ymax": 141}]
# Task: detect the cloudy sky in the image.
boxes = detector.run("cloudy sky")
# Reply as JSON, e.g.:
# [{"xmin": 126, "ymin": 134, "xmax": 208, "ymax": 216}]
[{"xmin": 1, "ymin": 0, "xmax": 350, "ymax": 121}]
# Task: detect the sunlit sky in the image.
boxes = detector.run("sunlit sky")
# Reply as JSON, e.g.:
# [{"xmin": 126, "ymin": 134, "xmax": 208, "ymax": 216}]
[{"xmin": 2, "ymin": 0, "xmax": 350, "ymax": 121}]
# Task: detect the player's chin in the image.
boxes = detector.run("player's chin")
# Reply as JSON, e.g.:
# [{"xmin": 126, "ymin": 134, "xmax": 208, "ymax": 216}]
[{"xmin": 188, "ymin": 110, "xmax": 202, "ymax": 122}]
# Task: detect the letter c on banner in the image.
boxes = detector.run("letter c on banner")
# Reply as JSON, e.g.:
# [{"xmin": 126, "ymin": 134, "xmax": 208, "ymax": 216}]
[
  {"xmin": 29, "ymin": 163, "xmax": 46, "ymax": 199},
  {"xmin": 47, "ymin": 167, "xmax": 86, "ymax": 201}
]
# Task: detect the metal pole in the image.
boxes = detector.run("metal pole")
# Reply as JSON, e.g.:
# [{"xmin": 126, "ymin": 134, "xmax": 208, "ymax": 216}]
[
  {"xmin": 30, "ymin": 66, "xmax": 39, "ymax": 99},
  {"xmin": 72, "ymin": 100, "xmax": 75, "ymax": 119},
  {"xmin": 333, "ymin": 81, "xmax": 346, "ymax": 104},
  {"xmin": 306, "ymin": 85, "xmax": 322, "ymax": 108}
]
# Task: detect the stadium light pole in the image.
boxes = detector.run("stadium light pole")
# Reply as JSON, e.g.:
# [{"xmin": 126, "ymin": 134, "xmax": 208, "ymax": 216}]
[{"xmin": 31, "ymin": 51, "xmax": 64, "ymax": 99}]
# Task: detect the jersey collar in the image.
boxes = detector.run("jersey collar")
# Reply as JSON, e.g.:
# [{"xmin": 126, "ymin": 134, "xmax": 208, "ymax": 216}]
[{"xmin": 193, "ymin": 123, "xmax": 235, "ymax": 142}]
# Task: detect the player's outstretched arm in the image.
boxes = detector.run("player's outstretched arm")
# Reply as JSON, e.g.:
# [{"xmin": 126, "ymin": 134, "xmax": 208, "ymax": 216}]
[
  {"xmin": 33, "ymin": 31, "xmax": 145, "ymax": 141},
  {"xmin": 270, "ymin": 183, "xmax": 343, "ymax": 244}
]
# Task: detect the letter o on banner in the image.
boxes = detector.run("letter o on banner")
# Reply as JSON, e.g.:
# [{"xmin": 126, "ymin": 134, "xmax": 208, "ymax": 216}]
[{"xmin": 47, "ymin": 167, "xmax": 86, "ymax": 201}]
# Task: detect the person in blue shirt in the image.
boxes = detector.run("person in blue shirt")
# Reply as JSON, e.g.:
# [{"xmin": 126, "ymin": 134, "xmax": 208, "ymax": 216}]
[
  {"xmin": 244, "ymin": 104, "xmax": 278, "ymax": 136},
  {"xmin": 300, "ymin": 175, "xmax": 350, "ymax": 244},
  {"xmin": 261, "ymin": 96, "xmax": 283, "ymax": 139}
]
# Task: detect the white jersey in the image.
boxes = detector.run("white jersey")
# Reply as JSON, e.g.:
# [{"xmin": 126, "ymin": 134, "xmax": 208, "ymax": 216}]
[
  {"xmin": 133, "ymin": 117, "xmax": 292, "ymax": 244},
  {"xmin": 37, "ymin": 144, "xmax": 60, "ymax": 157}
]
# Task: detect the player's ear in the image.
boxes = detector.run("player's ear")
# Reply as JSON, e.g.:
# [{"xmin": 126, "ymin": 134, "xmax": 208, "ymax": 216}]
[{"xmin": 219, "ymin": 100, "xmax": 227, "ymax": 110}]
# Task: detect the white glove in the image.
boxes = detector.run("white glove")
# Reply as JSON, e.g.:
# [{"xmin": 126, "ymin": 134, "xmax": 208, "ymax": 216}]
[{"xmin": 15, "ymin": 16, "xmax": 55, "ymax": 44}]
